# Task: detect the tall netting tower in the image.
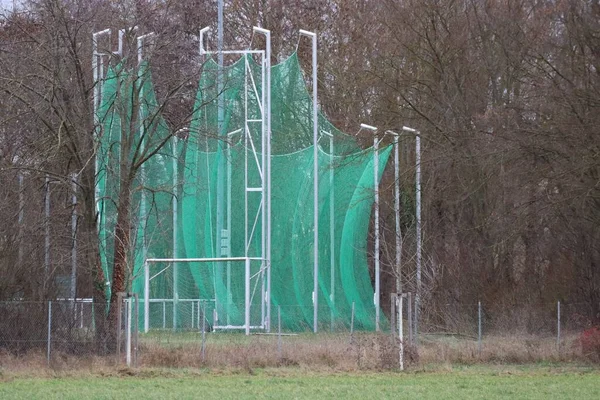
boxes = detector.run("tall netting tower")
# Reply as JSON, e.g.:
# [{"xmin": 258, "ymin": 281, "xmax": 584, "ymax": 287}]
[{"xmin": 95, "ymin": 28, "xmax": 391, "ymax": 333}]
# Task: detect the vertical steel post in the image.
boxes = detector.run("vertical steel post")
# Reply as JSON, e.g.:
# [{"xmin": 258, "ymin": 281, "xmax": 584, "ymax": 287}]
[
  {"xmin": 137, "ymin": 33, "xmax": 153, "ymax": 332},
  {"xmin": 407, "ymin": 292, "xmax": 413, "ymax": 345},
  {"xmin": 478, "ymin": 301, "xmax": 482, "ymax": 356},
  {"xmin": 312, "ymin": 31, "xmax": 319, "ymax": 334},
  {"xmin": 126, "ymin": 297, "xmax": 132, "ymax": 367},
  {"xmin": 44, "ymin": 176, "xmax": 50, "ymax": 291},
  {"xmin": 350, "ymin": 301, "xmax": 355, "ymax": 343},
  {"xmin": 557, "ymin": 301, "xmax": 561, "ymax": 352},
  {"xmin": 415, "ymin": 133, "xmax": 422, "ymax": 343},
  {"xmin": 133, "ymin": 293, "xmax": 139, "ymax": 367},
  {"xmin": 374, "ymin": 132, "xmax": 380, "ymax": 331},
  {"xmin": 254, "ymin": 26, "xmax": 272, "ymax": 332},
  {"xmin": 144, "ymin": 260, "xmax": 149, "ymax": 332},
  {"xmin": 245, "ymin": 257, "xmax": 250, "ymax": 335},
  {"xmin": 92, "ymin": 29, "xmax": 110, "ymax": 223},
  {"xmin": 300, "ymin": 29, "xmax": 319, "ymax": 333},
  {"xmin": 172, "ymin": 137, "xmax": 179, "ymax": 331},
  {"xmin": 47, "ymin": 301, "xmax": 52, "ymax": 365},
  {"xmin": 18, "ymin": 172, "xmax": 23, "ymax": 266},
  {"xmin": 394, "ymin": 135, "xmax": 401, "ymax": 294},
  {"xmin": 70, "ymin": 173, "xmax": 78, "ymax": 301},
  {"xmin": 201, "ymin": 301, "xmax": 206, "ymax": 361},
  {"xmin": 329, "ymin": 134, "xmax": 335, "ymax": 332},
  {"xmin": 215, "ymin": 0, "xmax": 225, "ymax": 324},
  {"xmin": 399, "ymin": 295, "xmax": 404, "ymax": 371},
  {"xmin": 391, "ymin": 294, "xmax": 397, "ymax": 338},
  {"xmin": 278, "ymin": 305, "xmax": 282, "ymax": 359}
]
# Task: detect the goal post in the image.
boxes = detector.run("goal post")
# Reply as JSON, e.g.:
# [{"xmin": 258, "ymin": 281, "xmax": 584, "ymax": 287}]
[{"xmin": 144, "ymin": 257, "xmax": 264, "ymax": 335}]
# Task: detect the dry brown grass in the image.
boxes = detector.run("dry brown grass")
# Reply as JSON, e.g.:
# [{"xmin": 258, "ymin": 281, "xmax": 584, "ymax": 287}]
[{"xmin": 0, "ymin": 331, "xmax": 594, "ymax": 377}]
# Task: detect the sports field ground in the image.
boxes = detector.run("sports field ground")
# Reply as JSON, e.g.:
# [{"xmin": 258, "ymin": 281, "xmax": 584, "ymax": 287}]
[{"xmin": 1, "ymin": 365, "xmax": 598, "ymax": 399}]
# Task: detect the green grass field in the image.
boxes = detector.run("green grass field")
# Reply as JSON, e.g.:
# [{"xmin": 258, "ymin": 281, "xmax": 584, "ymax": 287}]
[{"xmin": 1, "ymin": 366, "xmax": 598, "ymax": 399}]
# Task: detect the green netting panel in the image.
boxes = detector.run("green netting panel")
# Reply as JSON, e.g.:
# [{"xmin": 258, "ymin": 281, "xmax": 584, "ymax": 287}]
[{"xmin": 97, "ymin": 51, "xmax": 392, "ymax": 331}]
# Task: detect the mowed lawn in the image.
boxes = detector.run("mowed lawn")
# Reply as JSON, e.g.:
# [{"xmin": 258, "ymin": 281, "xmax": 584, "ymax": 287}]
[{"xmin": 1, "ymin": 367, "xmax": 598, "ymax": 399}]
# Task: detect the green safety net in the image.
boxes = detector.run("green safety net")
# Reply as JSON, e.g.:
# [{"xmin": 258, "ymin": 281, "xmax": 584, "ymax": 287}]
[{"xmin": 97, "ymin": 52, "xmax": 391, "ymax": 331}]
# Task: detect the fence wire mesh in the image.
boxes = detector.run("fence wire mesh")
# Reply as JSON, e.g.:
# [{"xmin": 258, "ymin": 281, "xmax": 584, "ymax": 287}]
[{"xmin": 0, "ymin": 300, "xmax": 597, "ymax": 368}]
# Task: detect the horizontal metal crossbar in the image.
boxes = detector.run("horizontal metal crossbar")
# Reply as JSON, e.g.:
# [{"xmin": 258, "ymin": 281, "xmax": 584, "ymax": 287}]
[{"xmin": 146, "ymin": 257, "xmax": 263, "ymax": 263}]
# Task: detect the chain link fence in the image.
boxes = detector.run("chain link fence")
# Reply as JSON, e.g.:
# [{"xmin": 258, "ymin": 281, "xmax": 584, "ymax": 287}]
[{"xmin": 0, "ymin": 299, "xmax": 597, "ymax": 369}]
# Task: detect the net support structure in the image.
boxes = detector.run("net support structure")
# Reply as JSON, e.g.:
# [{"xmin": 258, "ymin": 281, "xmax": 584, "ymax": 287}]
[
  {"xmin": 252, "ymin": 26, "xmax": 272, "ymax": 333},
  {"xmin": 299, "ymin": 29, "xmax": 319, "ymax": 333},
  {"xmin": 373, "ymin": 130, "xmax": 380, "ymax": 332},
  {"xmin": 92, "ymin": 29, "xmax": 111, "ymax": 221},
  {"xmin": 198, "ymin": 26, "xmax": 270, "ymax": 333},
  {"xmin": 144, "ymin": 257, "xmax": 261, "ymax": 335},
  {"xmin": 137, "ymin": 31, "xmax": 156, "ymax": 328},
  {"xmin": 401, "ymin": 126, "xmax": 421, "ymax": 341},
  {"xmin": 360, "ymin": 123, "xmax": 380, "ymax": 331}
]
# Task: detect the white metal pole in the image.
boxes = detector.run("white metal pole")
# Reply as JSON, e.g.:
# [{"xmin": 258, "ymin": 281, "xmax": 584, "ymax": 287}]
[
  {"xmin": 215, "ymin": 0, "xmax": 225, "ymax": 322},
  {"xmin": 245, "ymin": 257, "xmax": 250, "ymax": 335},
  {"xmin": 70, "ymin": 173, "xmax": 78, "ymax": 300},
  {"xmin": 172, "ymin": 136, "xmax": 179, "ymax": 330},
  {"xmin": 557, "ymin": 300, "xmax": 561, "ymax": 352},
  {"xmin": 415, "ymin": 132, "xmax": 421, "ymax": 342},
  {"xmin": 329, "ymin": 134, "xmax": 335, "ymax": 331},
  {"xmin": 254, "ymin": 26, "xmax": 272, "ymax": 332},
  {"xmin": 18, "ymin": 172, "xmax": 23, "ymax": 266},
  {"xmin": 47, "ymin": 300, "xmax": 52, "ymax": 365},
  {"xmin": 44, "ymin": 175, "xmax": 50, "ymax": 290},
  {"xmin": 137, "ymin": 32, "xmax": 154, "ymax": 326},
  {"xmin": 92, "ymin": 29, "xmax": 110, "ymax": 223},
  {"xmin": 300, "ymin": 29, "xmax": 319, "ymax": 333},
  {"xmin": 402, "ymin": 126, "xmax": 421, "ymax": 341},
  {"xmin": 399, "ymin": 295, "xmax": 404, "ymax": 370},
  {"xmin": 359, "ymin": 123, "xmax": 378, "ymax": 330},
  {"xmin": 394, "ymin": 135, "xmax": 401, "ymax": 295},
  {"xmin": 126, "ymin": 297, "xmax": 132, "ymax": 367},
  {"xmin": 374, "ymin": 132, "xmax": 380, "ymax": 332},
  {"xmin": 144, "ymin": 259, "xmax": 149, "ymax": 332}
]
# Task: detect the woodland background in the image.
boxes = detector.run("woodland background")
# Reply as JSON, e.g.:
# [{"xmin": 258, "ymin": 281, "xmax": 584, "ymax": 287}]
[{"xmin": 0, "ymin": 0, "xmax": 598, "ymax": 333}]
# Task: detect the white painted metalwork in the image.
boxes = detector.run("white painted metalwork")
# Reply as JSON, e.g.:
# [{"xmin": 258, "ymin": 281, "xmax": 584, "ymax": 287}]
[
  {"xmin": 402, "ymin": 125, "xmax": 421, "ymax": 342},
  {"xmin": 359, "ymin": 123, "xmax": 379, "ymax": 331},
  {"xmin": 299, "ymin": 29, "xmax": 319, "ymax": 333}
]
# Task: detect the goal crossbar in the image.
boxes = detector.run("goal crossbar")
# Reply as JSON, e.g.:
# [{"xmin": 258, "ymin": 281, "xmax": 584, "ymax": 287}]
[{"xmin": 144, "ymin": 256, "xmax": 264, "ymax": 335}]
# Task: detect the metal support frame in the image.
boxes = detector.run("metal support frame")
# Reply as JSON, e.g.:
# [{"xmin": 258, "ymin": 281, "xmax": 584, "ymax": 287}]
[
  {"xmin": 172, "ymin": 135, "xmax": 179, "ymax": 330},
  {"xmin": 18, "ymin": 172, "xmax": 23, "ymax": 267},
  {"xmin": 137, "ymin": 31, "xmax": 155, "ymax": 327},
  {"xmin": 144, "ymin": 257, "xmax": 261, "ymax": 334},
  {"xmin": 70, "ymin": 173, "xmax": 78, "ymax": 300},
  {"xmin": 299, "ymin": 29, "xmax": 319, "ymax": 333},
  {"xmin": 401, "ymin": 126, "xmax": 421, "ymax": 343},
  {"xmin": 44, "ymin": 175, "xmax": 50, "ymax": 290},
  {"xmin": 321, "ymin": 131, "xmax": 335, "ymax": 331},
  {"xmin": 253, "ymin": 26, "xmax": 272, "ymax": 333},
  {"xmin": 199, "ymin": 27, "xmax": 271, "ymax": 330},
  {"xmin": 385, "ymin": 130, "xmax": 403, "ymax": 299},
  {"xmin": 360, "ymin": 123, "xmax": 380, "ymax": 331}
]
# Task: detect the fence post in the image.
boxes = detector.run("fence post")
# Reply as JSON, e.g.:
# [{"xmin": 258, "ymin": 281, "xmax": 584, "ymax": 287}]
[
  {"xmin": 201, "ymin": 301, "xmax": 206, "ymax": 362},
  {"xmin": 47, "ymin": 301, "xmax": 52, "ymax": 366},
  {"xmin": 407, "ymin": 292, "xmax": 413, "ymax": 345},
  {"xmin": 390, "ymin": 293, "xmax": 397, "ymax": 338},
  {"xmin": 134, "ymin": 293, "xmax": 139, "ymax": 367},
  {"xmin": 557, "ymin": 300, "xmax": 561, "ymax": 353},
  {"xmin": 399, "ymin": 295, "xmax": 404, "ymax": 371},
  {"xmin": 197, "ymin": 300, "xmax": 201, "ymax": 329},
  {"xmin": 116, "ymin": 292, "xmax": 124, "ymax": 364},
  {"xmin": 277, "ymin": 305, "xmax": 282, "ymax": 359},
  {"xmin": 478, "ymin": 301, "xmax": 482, "ymax": 357},
  {"xmin": 350, "ymin": 301, "xmax": 355, "ymax": 344},
  {"xmin": 126, "ymin": 297, "xmax": 132, "ymax": 367}
]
